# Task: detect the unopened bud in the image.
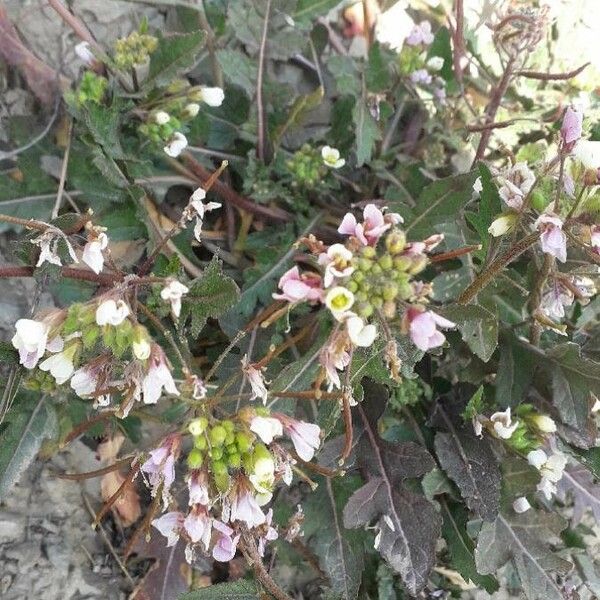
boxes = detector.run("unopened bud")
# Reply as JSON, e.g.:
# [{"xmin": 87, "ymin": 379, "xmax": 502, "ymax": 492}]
[
  {"xmin": 407, "ymin": 255, "xmax": 428, "ymax": 275},
  {"xmin": 188, "ymin": 416, "xmax": 209, "ymax": 436},
  {"xmin": 385, "ymin": 231, "xmax": 406, "ymax": 254},
  {"xmin": 183, "ymin": 102, "xmax": 200, "ymax": 118},
  {"xmin": 531, "ymin": 414, "xmax": 557, "ymax": 433},
  {"xmin": 187, "ymin": 448, "xmax": 203, "ymax": 469}
]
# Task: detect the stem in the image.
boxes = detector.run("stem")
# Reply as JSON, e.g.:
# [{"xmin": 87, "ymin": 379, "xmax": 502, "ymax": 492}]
[
  {"xmin": 0, "ymin": 264, "xmax": 122, "ymax": 285},
  {"xmin": 457, "ymin": 231, "xmax": 540, "ymax": 304},
  {"xmin": 51, "ymin": 118, "xmax": 73, "ymax": 219},
  {"xmin": 515, "ymin": 62, "xmax": 589, "ymax": 80},
  {"xmin": 452, "ymin": 0, "xmax": 465, "ymax": 87},
  {"xmin": 430, "ymin": 244, "xmax": 481, "ymax": 263},
  {"xmin": 58, "ymin": 457, "xmax": 134, "ymax": 480},
  {"xmin": 240, "ymin": 527, "xmax": 294, "ymax": 600},
  {"xmin": 256, "ymin": 0, "xmax": 272, "ymax": 163},
  {"xmin": 0, "ymin": 213, "xmax": 51, "ymax": 231}
]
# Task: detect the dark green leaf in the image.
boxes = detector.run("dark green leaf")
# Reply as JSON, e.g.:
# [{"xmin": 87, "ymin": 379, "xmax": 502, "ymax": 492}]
[
  {"xmin": 178, "ymin": 580, "xmax": 259, "ymax": 599},
  {"xmin": 145, "ymin": 31, "xmax": 205, "ymax": 89},
  {"xmin": 366, "ymin": 43, "xmax": 390, "ymax": 93},
  {"xmin": 217, "ymin": 49, "xmax": 258, "ymax": 96},
  {"xmin": 0, "ymin": 342, "xmax": 19, "ymax": 366},
  {"xmin": 495, "ymin": 333, "xmax": 535, "ymax": 408},
  {"xmin": 353, "ymin": 99, "xmax": 380, "ymax": 167},
  {"xmin": 294, "ymin": 0, "xmax": 343, "ymax": 21}
]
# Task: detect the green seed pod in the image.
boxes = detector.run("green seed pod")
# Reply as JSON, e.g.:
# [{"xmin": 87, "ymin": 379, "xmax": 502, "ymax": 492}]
[
  {"xmin": 393, "ymin": 256, "xmax": 412, "ymax": 271},
  {"xmin": 235, "ymin": 431, "xmax": 253, "ymax": 453},
  {"xmin": 382, "ymin": 283, "xmax": 399, "ymax": 301},
  {"xmin": 361, "ymin": 246, "xmax": 376, "ymax": 259},
  {"xmin": 352, "ymin": 270, "xmax": 365, "ymax": 282},
  {"xmin": 372, "ymin": 264, "xmax": 383, "ymax": 275},
  {"xmin": 371, "ymin": 296, "xmax": 384, "ymax": 309},
  {"xmin": 228, "ymin": 452, "xmax": 242, "ymax": 469},
  {"xmin": 358, "ymin": 258, "xmax": 373, "ymax": 272},
  {"xmin": 187, "ymin": 448, "xmax": 203, "ymax": 469},
  {"xmin": 194, "ymin": 435, "xmax": 208, "ymax": 450},
  {"xmin": 359, "ymin": 280, "xmax": 371, "ymax": 293},
  {"xmin": 347, "ymin": 280, "xmax": 359, "ymax": 293},
  {"xmin": 385, "ymin": 231, "xmax": 406, "ymax": 254},
  {"xmin": 211, "ymin": 459, "xmax": 228, "ymax": 476},
  {"xmin": 210, "ymin": 446, "xmax": 224, "ymax": 461},
  {"xmin": 378, "ymin": 254, "xmax": 393, "ymax": 270},
  {"xmin": 222, "ymin": 420, "xmax": 235, "ymax": 433},
  {"xmin": 356, "ymin": 291, "xmax": 368, "ymax": 303},
  {"xmin": 357, "ymin": 303, "xmax": 374, "ymax": 318},
  {"xmin": 224, "ymin": 431, "xmax": 236, "ymax": 446}
]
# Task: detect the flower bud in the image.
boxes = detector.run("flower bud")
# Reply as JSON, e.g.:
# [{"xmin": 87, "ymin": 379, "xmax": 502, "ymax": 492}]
[
  {"xmin": 132, "ymin": 325, "xmax": 151, "ymax": 360},
  {"xmin": 385, "ymin": 231, "xmax": 406, "ymax": 254},
  {"xmin": 378, "ymin": 254, "xmax": 393, "ymax": 270},
  {"xmin": 530, "ymin": 414, "xmax": 557, "ymax": 433},
  {"xmin": 382, "ymin": 283, "xmax": 398, "ymax": 301},
  {"xmin": 235, "ymin": 431, "xmax": 254, "ymax": 453},
  {"xmin": 393, "ymin": 256, "xmax": 412, "ymax": 271},
  {"xmin": 188, "ymin": 416, "xmax": 209, "ymax": 436},
  {"xmin": 210, "ymin": 447, "xmax": 224, "ymax": 460},
  {"xmin": 183, "ymin": 102, "xmax": 200, "ymax": 118},
  {"xmin": 187, "ymin": 448, "xmax": 203, "ymax": 469},
  {"xmin": 407, "ymin": 255, "xmax": 428, "ymax": 275},
  {"xmin": 154, "ymin": 111, "xmax": 170, "ymax": 125},
  {"xmin": 253, "ymin": 443, "xmax": 275, "ymax": 478},
  {"xmin": 228, "ymin": 452, "xmax": 242, "ymax": 468},
  {"xmin": 194, "ymin": 435, "xmax": 207, "ymax": 450},
  {"xmin": 209, "ymin": 424, "xmax": 227, "ymax": 446},
  {"xmin": 211, "ymin": 459, "xmax": 228, "ymax": 476},
  {"xmin": 361, "ymin": 246, "xmax": 377, "ymax": 259}
]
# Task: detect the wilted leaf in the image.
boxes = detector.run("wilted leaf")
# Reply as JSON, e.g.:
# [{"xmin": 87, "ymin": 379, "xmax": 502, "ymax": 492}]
[
  {"xmin": 475, "ymin": 510, "xmax": 570, "ymax": 600},
  {"xmin": 0, "ymin": 393, "xmax": 57, "ymax": 501},
  {"xmin": 343, "ymin": 387, "xmax": 439, "ymax": 595},
  {"xmin": 556, "ymin": 462, "xmax": 600, "ymax": 526},
  {"xmin": 144, "ymin": 31, "xmax": 205, "ymax": 89}
]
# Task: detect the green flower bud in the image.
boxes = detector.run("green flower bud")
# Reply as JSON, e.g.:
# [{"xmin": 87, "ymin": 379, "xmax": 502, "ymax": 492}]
[
  {"xmin": 378, "ymin": 254, "xmax": 393, "ymax": 270},
  {"xmin": 194, "ymin": 435, "xmax": 207, "ymax": 450},
  {"xmin": 211, "ymin": 459, "xmax": 228, "ymax": 476},
  {"xmin": 188, "ymin": 417, "xmax": 208, "ymax": 436},
  {"xmin": 357, "ymin": 303, "xmax": 374, "ymax": 318},
  {"xmin": 356, "ymin": 291, "xmax": 368, "ymax": 303},
  {"xmin": 253, "ymin": 443, "xmax": 275, "ymax": 478},
  {"xmin": 372, "ymin": 264, "xmax": 383, "ymax": 275},
  {"xmin": 361, "ymin": 246, "xmax": 377, "ymax": 259},
  {"xmin": 236, "ymin": 431, "xmax": 253, "ymax": 453},
  {"xmin": 382, "ymin": 283, "xmax": 399, "ymax": 301},
  {"xmin": 358, "ymin": 258, "xmax": 373, "ymax": 272},
  {"xmin": 385, "ymin": 231, "xmax": 406, "ymax": 254},
  {"xmin": 371, "ymin": 296, "xmax": 383, "ymax": 309},
  {"xmin": 352, "ymin": 270, "xmax": 364, "ymax": 282},
  {"xmin": 407, "ymin": 256, "xmax": 428, "ymax": 275},
  {"xmin": 209, "ymin": 425, "xmax": 227, "ymax": 446},
  {"xmin": 228, "ymin": 452, "xmax": 242, "ymax": 468},
  {"xmin": 210, "ymin": 446, "xmax": 224, "ymax": 460},
  {"xmin": 393, "ymin": 256, "xmax": 412, "ymax": 271},
  {"xmin": 187, "ymin": 448, "xmax": 203, "ymax": 469},
  {"xmin": 347, "ymin": 280, "xmax": 359, "ymax": 293},
  {"xmin": 224, "ymin": 431, "xmax": 236, "ymax": 446}
]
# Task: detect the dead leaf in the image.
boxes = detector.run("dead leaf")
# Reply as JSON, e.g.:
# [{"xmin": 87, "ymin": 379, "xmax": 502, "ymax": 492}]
[{"xmin": 101, "ymin": 470, "xmax": 142, "ymax": 527}]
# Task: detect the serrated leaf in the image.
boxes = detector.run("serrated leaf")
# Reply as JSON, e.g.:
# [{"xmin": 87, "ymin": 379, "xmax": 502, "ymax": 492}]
[
  {"xmin": 366, "ymin": 42, "xmax": 390, "ymax": 93},
  {"xmin": 495, "ymin": 333, "xmax": 535, "ymax": 408},
  {"xmin": 81, "ymin": 101, "xmax": 126, "ymax": 159},
  {"xmin": 403, "ymin": 170, "xmax": 479, "ymax": 238},
  {"xmin": 294, "ymin": 0, "xmax": 343, "ymax": 20},
  {"xmin": 353, "ymin": 98, "xmax": 380, "ymax": 167},
  {"xmin": 180, "ymin": 258, "xmax": 240, "ymax": 336},
  {"xmin": 178, "ymin": 580, "xmax": 259, "ymax": 599},
  {"xmin": 0, "ymin": 394, "xmax": 57, "ymax": 501},
  {"xmin": 556, "ymin": 462, "xmax": 600, "ymax": 526},
  {"xmin": 441, "ymin": 501, "xmax": 499, "ymax": 593},
  {"xmin": 327, "ymin": 56, "xmax": 360, "ymax": 96},
  {"xmin": 441, "ymin": 303, "xmax": 498, "ymax": 362},
  {"xmin": 475, "ymin": 510, "xmax": 571, "ymax": 600},
  {"xmin": 217, "ymin": 49, "xmax": 258, "ymax": 96},
  {"xmin": 145, "ymin": 31, "xmax": 205, "ymax": 89},
  {"xmin": 343, "ymin": 388, "xmax": 439, "ymax": 595}
]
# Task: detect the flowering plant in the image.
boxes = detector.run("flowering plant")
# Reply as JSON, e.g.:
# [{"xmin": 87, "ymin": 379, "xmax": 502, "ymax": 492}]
[{"xmin": 1, "ymin": 1, "xmax": 600, "ymax": 599}]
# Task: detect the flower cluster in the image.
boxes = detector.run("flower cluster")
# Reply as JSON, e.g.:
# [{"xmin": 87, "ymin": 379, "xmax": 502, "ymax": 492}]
[
  {"xmin": 113, "ymin": 30, "xmax": 158, "ymax": 70},
  {"xmin": 147, "ymin": 407, "xmax": 320, "ymax": 562},
  {"xmin": 272, "ymin": 204, "xmax": 457, "ymax": 389}
]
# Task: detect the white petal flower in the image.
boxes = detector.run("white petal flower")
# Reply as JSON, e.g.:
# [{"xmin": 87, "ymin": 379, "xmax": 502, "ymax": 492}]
[
  {"xmin": 12, "ymin": 318, "xmax": 49, "ymax": 369},
  {"xmin": 531, "ymin": 414, "xmax": 557, "ymax": 433},
  {"xmin": 573, "ymin": 140, "xmax": 600, "ymax": 170},
  {"xmin": 95, "ymin": 299, "xmax": 130, "ymax": 326},
  {"xmin": 527, "ymin": 449, "xmax": 548, "ymax": 470},
  {"xmin": 160, "ymin": 280, "xmax": 189, "ymax": 318},
  {"xmin": 163, "ymin": 132, "xmax": 188, "ymax": 157},
  {"xmin": 82, "ymin": 233, "xmax": 108, "ymax": 274},
  {"xmin": 184, "ymin": 103, "xmax": 200, "ymax": 117},
  {"xmin": 133, "ymin": 338, "xmax": 151, "ymax": 360},
  {"xmin": 39, "ymin": 349, "xmax": 76, "ymax": 385},
  {"xmin": 242, "ymin": 356, "xmax": 269, "ymax": 404},
  {"xmin": 488, "ymin": 214, "xmax": 516, "ymax": 237},
  {"xmin": 154, "ymin": 111, "xmax": 170, "ymax": 125},
  {"xmin": 250, "ymin": 416, "xmax": 283, "ymax": 444},
  {"xmin": 142, "ymin": 347, "xmax": 179, "ymax": 404},
  {"xmin": 426, "ymin": 56, "xmax": 444, "ymax": 71},
  {"xmin": 325, "ymin": 286, "xmax": 355, "ymax": 319},
  {"xmin": 70, "ymin": 367, "xmax": 97, "ymax": 397},
  {"xmin": 346, "ymin": 315, "xmax": 377, "ymax": 347},
  {"xmin": 512, "ymin": 497, "xmax": 531, "ymax": 513},
  {"xmin": 321, "ymin": 146, "xmax": 345, "ymax": 169},
  {"xmin": 74, "ymin": 41, "xmax": 94, "ymax": 65},
  {"xmin": 374, "ymin": 1, "xmax": 414, "ymax": 53},
  {"xmin": 199, "ymin": 87, "xmax": 225, "ymax": 107},
  {"xmin": 489, "ymin": 407, "xmax": 518, "ymax": 439}
]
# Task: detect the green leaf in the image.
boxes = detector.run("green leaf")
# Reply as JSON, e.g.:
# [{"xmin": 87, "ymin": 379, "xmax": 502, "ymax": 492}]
[
  {"xmin": 180, "ymin": 258, "xmax": 240, "ymax": 336},
  {"xmin": 475, "ymin": 509, "xmax": 570, "ymax": 600},
  {"xmin": 294, "ymin": 0, "xmax": 343, "ymax": 21},
  {"xmin": 403, "ymin": 170, "xmax": 479, "ymax": 238},
  {"xmin": 327, "ymin": 56, "xmax": 360, "ymax": 96},
  {"xmin": 145, "ymin": 31, "xmax": 205, "ymax": 89},
  {"xmin": 495, "ymin": 333, "xmax": 535, "ymax": 408},
  {"xmin": 441, "ymin": 501, "xmax": 499, "ymax": 593},
  {"xmin": 178, "ymin": 580, "xmax": 259, "ymax": 600},
  {"xmin": 426, "ymin": 27, "xmax": 454, "ymax": 83},
  {"xmin": 0, "ymin": 394, "xmax": 57, "ymax": 501},
  {"xmin": 441, "ymin": 304, "xmax": 499, "ymax": 362},
  {"xmin": 81, "ymin": 101, "xmax": 126, "ymax": 159},
  {"xmin": 0, "ymin": 341, "xmax": 19, "ymax": 366},
  {"xmin": 353, "ymin": 99, "xmax": 380, "ymax": 167},
  {"xmin": 273, "ymin": 86, "xmax": 324, "ymax": 146},
  {"xmin": 366, "ymin": 42, "xmax": 390, "ymax": 93},
  {"xmin": 217, "ymin": 49, "xmax": 258, "ymax": 96}
]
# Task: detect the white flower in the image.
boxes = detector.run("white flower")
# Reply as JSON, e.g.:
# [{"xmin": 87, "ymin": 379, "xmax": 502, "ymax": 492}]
[
  {"xmin": 325, "ymin": 286, "xmax": 355, "ymax": 319},
  {"xmin": 250, "ymin": 416, "xmax": 283, "ymax": 445},
  {"xmin": 321, "ymin": 146, "xmax": 345, "ymax": 169},
  {"xmin": 488, "ymin": 213, "xmax": 517, "ymax": 237},
  {"xmin": 531, "ymin": 414, "xmax": 557, "ymax": 433},
  {"xmin": 472, "ymin": 176, "xmax": 483, "ymax": 198},
  {"xmin": 189, "ymin": 192, "xmax": 222, "ymax": 242},
  {"xmin": 527, "ymin": 449, "xmax": 548, "ymax": 470},
  {"xmin": 346, "ymin": 315, "xmax": 377, "ymax": 347},
  {"xmin": 163, "ymin": 132, "xmax": 188, "ymax": 157},
  {"xmin": 12, "ymin": 318, "xmax": 49, "ymax": 369},
  {"xmin": 142, "ymin": 346, "xmax": 179, "ymax": 404},
  {"xmin": 199, "ymin": 87, "xmax": 225, "ymax": 107},
  {"xmin": 39, "ymin": 347, "xmax": 76, "ymax": 385},
  {"xmin": 70, "ymin": 367, "xmax": 97, "ymax": 397},
  {"xmin": 489, "ymin": 407, "xmax": 518, "ymax": 439},
  {"xmin": 527, "ymin": 449, "xmax": 567, "ymax": 500},
  {"xmin": 160, "ymin": 280, "xmax": 189, "ymax": 318},
  {"xmin": 74, "ymin": 41, "xmax": 94, "ymax": 65},
  {"xmin": 133, "ymin": 338, "xmax": 151, "ymax": 360},
  {"xmin": 154, "ymin": 111, "xmax": 170, "ymax": 125},
  {"xmin": 318, "ymin": 243, "xmax": 354, "ymax": 287},
  {"xmin": 512, "ymin": 497, "xmax": 531, "ymax": 513},
  {"xmin": 184, "ymin": 103, "xmax": 200, "ymax": 117},
  {"xmin": 573, "ymin": 140, "xmax": 600, "ymax": 170},
  {"xmin": 534, "ymin": 214, "xmax": 567, "ymax": 263},
  {"xmin": 426, "ymin": 56, "xmax": 444, "ymax": 71},
  {"xmin": 242, "ymin": 355, "xmax": 268, "ymax": 404},
  {"xmin": 96, "ymin": 299, "xmax": 130, "ymax": 326},
  {"xmin": 374, "ymin": 1, "xmax": 414, "ymax": 53},
  {"xmin": 32, "ymin": 231, "xmax": 77, "ymax": 268},
  {"xmin": 498, "ymin": 163, "xmax": 535, "ymax": 210},
  {"xmin": 82, "ymin": 233, "xmax": 108, "ymax": 274}
]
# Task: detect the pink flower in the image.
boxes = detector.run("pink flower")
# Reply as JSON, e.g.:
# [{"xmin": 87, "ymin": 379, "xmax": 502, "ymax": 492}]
[
  {"xmin": 152, "ymin": 511, "xmax": 184, "ymax": 547},
  {"xmin": 141, "ymin": 434, "xmax": 180, "ymax": 503},
  {"xmin": 250, "ymin": 415, "xmax": 283, "ymax": 444},
  {"xmin": 406, "ymin": 21, "xmax": 434, "ymax": 46},
  {"xmin": 318, "ymin": 244, "xmax": 354, "ymax": 288},
  {"xmin": 276, "ymin": 414, "xmax": 321, "ymax": 462},
  {"xmin": 183, "ymin": 505, "xmax": 212, "ymax": 549},
  {"xmin": 187, "ymin": 470, "xmax": 210, "ymax": 506},
  {"xmin": 212, "ymin": 520, "xmax": 240, "ymax": 562},
  {"xmin": 257, "ymin": 509, "xmax": 278, "ymax": 557},
  {"xmin": 535, "ymin": 214, "xmax": 567, "ymax": 263},
  {"xmin": 338, "ymin": 204, "xmax": 392, "ymax": 246},
  {"xmin": 272, "ymin": 266, "xmax": 323, "ymax": 303},
  {"xmin": 241, "ymin": 355, "xmax": 269, "ymax": 404},
  {"xmin": 404, "ymin": 307, "xmax": 456, "ymax": 351},
  {"xmin": 410, "ymin": 69, "xmax": 432, "ymax": 85},
  {"xmin": 142, "ymin": 345, "xmax": 179, "ymax": 404},
  {"xmin": 561, "ymin": 106, "xmax": 583, "ymax": 148},
  {"xmin": 319, "ymin": 332, "xmax": 351, "ymax": 390},
  {"xmin": 229, "ymin": 478, "xmax": 266, "ymax": 528},
  {"xmin": 591, "ymin": 225, "xmax": 600, "ymax": 254}
]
